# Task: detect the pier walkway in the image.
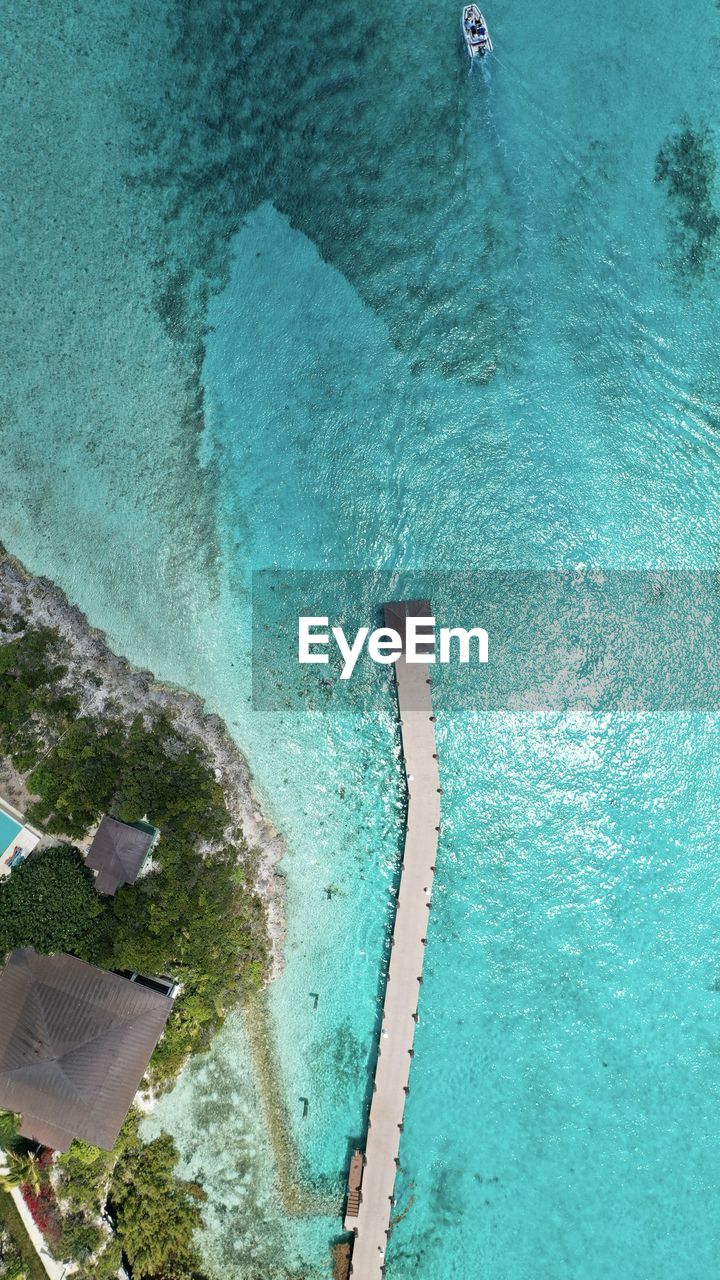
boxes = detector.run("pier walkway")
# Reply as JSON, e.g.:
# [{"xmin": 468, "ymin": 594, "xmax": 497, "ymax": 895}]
[{"xmin": 344, "ymin": 601, "xmax": 440, "ymax": 1280}]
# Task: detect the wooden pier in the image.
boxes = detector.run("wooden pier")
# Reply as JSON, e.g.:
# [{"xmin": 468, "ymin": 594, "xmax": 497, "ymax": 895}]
[{"xmin": 344, "ymin": 601, "xmax": 440, "ymax": 1279}]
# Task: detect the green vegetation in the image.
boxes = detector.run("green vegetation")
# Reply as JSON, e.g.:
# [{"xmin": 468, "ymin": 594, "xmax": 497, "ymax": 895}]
[
  {"xmin": 0, "ymin": 1154, "xmax": 37, "ymax": 1196},
  {"xmin": 0, "ymin": 1220, "xmax": 26, "ymax": 1280},
  {"xmin": 0, "ymin": 1194, "xmax": 45, "ymax": 1280},
  {"xmin": 27, "ymin": 712, "xmax": 226, "ymax": 844},
  {"xmin": 0, "ymin": 1117, "xmax": 45, "ymax": 1280},
  {"xmin": 0, "ymin": 1115, "xmax": 40, "ymax": 1198},
  {"xmin": 0, "ymin": 627, "xmax": 77, "ymax": 773},
  {"xmin": 0, "ymin": 627, "xmax": 268, "ymax": 1082},
  {"xmin": 0, "ymin": 624, "xmax": 271, "ymax": 1277},
  {"xmin": 24, "ymin": 706, "xmax": 268, "ymax": 1080},
  {"xmin": 109, "ymin": 841, "xmax": 266, "ymax": 1081},
  {"xmin": 54, "ymin": 1114, "xmax": 204, "ymax": 1280},
  {"xmin": 54, "ymin": 1134, "xmax": 121, "ymax": 1279},
  {"xmin": 0, "ymin": 847, "xmax": 103, "ymax": 963},
  {"xmin": 111, "ymin": 1123, "xmax": 205, "ymax": 1278},
  {"xmin": 0, "ymin": 1116, "xmax": 18, "ymax": 1153}
]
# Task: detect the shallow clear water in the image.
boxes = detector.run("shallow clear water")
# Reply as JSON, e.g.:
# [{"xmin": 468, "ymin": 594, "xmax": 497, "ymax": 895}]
[{"xmin": 3, "ymin": 1, "xmax": 720, "ymax": 1276}]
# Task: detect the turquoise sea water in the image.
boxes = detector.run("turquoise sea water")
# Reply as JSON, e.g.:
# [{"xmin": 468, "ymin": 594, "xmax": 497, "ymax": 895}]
[{"xmin": 3, "ymin": 1, "xmax": 720, "ymax": 1277}]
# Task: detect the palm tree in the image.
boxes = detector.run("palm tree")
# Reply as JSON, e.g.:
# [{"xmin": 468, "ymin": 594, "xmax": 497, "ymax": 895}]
[
  {"xmin": 0, "ymin": 1151, "xmax": 34, "ymax": 1191},
  {"xmin": 0, "ymin": 1109, "xmax": 19, "ymax": 1150},
  {"xmin": 0, "ymin": 1111, "xmax": 41, "ymax": 1194}
]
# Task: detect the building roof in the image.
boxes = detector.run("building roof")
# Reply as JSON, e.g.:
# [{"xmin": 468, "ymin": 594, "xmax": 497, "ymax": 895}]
[
  {"xmin": 0, "ymin": 949, "xmax": 172, "ymax": 1151},
  {"xmin": 85, "ymin": 816, "xmax": 155, "ymax": 896}
]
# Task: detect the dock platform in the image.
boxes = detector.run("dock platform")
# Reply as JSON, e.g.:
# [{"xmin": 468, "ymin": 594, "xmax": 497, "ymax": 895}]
[{"xmin": 344, "ymin": 601, "xmax": 440, "ymax": 1279}]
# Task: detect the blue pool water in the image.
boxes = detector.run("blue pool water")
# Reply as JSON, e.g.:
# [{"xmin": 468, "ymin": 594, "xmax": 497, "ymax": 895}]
[
  {"xmin": 2, "ymin": 1, "xmax": 720, "ymax": 1277},
  {"xmin": 0, "ymin": 809, "xmax": 21, "ymax": 858}
]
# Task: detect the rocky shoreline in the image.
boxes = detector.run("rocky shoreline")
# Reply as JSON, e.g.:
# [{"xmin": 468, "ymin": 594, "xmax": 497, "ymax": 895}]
[{"xmin": 0, "ymin": 544, "xmax": 287, "ymax": 981}]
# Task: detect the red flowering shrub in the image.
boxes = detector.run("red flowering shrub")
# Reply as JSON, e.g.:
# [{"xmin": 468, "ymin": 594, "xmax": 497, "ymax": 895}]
[{"xmin": 22, "ymin": 1176, "xmax": 63, "ymax": 1254}]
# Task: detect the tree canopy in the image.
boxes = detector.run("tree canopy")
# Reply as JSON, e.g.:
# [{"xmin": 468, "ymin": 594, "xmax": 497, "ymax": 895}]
[
  {"xmin": 0, "ymin": 847, "xmax": 103, "ymax": 963},
  {"xmin": 27, "ymin": 712, "xmax": 225, "ymax": 845},
  {"xmin": 0, "ymin": 626, "xmax": 77, "ymax": 771},
  {"xmin": 110, "ymin": 1126, "xmax": 205, "ymax": 1280}
]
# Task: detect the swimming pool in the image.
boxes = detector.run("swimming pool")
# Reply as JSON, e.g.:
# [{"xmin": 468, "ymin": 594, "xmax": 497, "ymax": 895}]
[{"xmin": 0, "ymin": 807, "xmax": 22, "ymax": 857}]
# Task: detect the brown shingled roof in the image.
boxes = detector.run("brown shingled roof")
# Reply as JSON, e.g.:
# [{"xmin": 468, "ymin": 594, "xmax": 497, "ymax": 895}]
[
  {"xmin": 85, "ymin": 816, "xmax": 155, "ymax": 896},
  {"xmin": 0, "ymin": 949, "xmax": 172, "ymax": 1151}
]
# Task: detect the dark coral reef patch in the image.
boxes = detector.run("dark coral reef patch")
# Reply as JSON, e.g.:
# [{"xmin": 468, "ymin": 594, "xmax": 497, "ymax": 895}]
[{"xmin": 655, "ymin": 121, "xmax": 720, "ymax": 278}]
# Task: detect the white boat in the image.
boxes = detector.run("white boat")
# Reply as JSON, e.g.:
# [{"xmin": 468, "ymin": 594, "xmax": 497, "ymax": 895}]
[{"xmin": 462, "ymin": 4, "xmax": 492, "ymax": 57}]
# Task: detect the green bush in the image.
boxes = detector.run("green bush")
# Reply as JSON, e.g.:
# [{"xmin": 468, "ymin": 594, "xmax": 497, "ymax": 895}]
[
  {"xmin": 0, "ymin": 627, "xmax": 77, "ymax": 771},
  {"xmin": 27, "ymin": 718, "xmax": 125, "ymax": 838},
  {"xmin": 27, "ymin": 713, "xmax": 225, "ymax": 845},
  {"xmin": 0, "ymin": 847, "xmax": 103, "ymax": 963},
  {"xmin": 106, "ymin": 843, "xmax": 267, "ymax": 1082},
  {"xmin": 110, "ymin": 1127, "xmax": 205, "ymax": 1279},
  {"xmin": 58, "ymin": 1215, "xmax": 103, "ymax": 1263},
  {"xmin": 55, "ymin": 1116, "xmax": 207, "ymax": 1280}
]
